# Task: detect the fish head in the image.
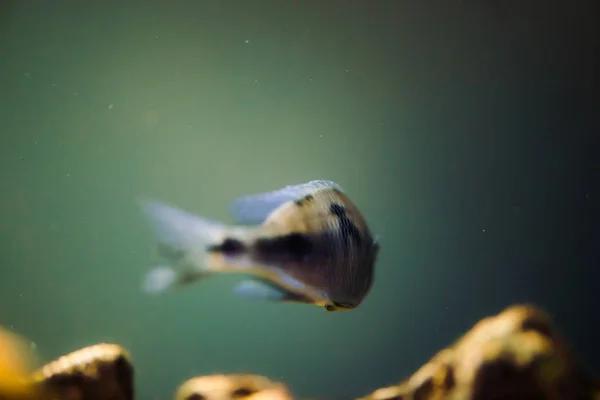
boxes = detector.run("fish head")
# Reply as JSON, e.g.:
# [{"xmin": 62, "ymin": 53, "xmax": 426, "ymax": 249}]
[
  {"xmin": 255, "ymin": 187, "xmax": 381, "ymax": 312},
  {"xmin": 235, "ymin": 180, "xmax": 381, "ymax": 312},
  {"xmin": 321, "ymin": 234, "xmax": 381, "ymax": 312}
]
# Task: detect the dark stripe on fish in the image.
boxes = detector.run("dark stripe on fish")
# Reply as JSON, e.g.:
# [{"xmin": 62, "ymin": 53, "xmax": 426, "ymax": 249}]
[
  {"xmin": 207, "ymin": 238, "xmax": 246, "ymax": 255},
  {"xmin": 246, "ymin": 277, "xmax": 313, "ymax": 303},
  {"xmin": 329, "ymin": 203, "xmax": 362, "ymax": 246},
  {"xmin": 294, "ymin": 194, "xmax": 314, "ymax": 207},
  {"xmin": 254, "ymin": 232, "xmax": 314, "ymax": 262}
]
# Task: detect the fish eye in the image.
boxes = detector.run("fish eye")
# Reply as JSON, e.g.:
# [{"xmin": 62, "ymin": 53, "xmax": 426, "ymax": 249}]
[{"xmin": 324, "ymin": 304, "xmax": 337, "ymax": 312}]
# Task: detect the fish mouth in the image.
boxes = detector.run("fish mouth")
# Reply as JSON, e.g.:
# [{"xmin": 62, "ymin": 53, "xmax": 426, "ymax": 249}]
[{"xmin": 323, "ymin": 302, "xmax": 355, "ymax": 312}]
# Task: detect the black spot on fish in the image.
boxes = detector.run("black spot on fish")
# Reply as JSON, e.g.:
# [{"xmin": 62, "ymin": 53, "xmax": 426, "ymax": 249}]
[
  {"xmin": 329, "ymin": 203, "xmax": 346, "ymax": 217},
  {"xmin": 186, "ymin": 394, "xmax": 206, "ymax": 400},
  {"xmin": 207, "ymin": 238, "xmax": 245, "ymax": 255},
  {"xmin": 232, "ymin": 387, "xmax": 256, "ymax": 399},
  {"xmin": 329, "ymin": 203, "xmax": 362, "ymax": 246},
  {"xmin": 281, "ymin": 233, "xmax": 314, "ymax": 258},
  {"xmin": 255, "ymin": 233, "xmax": 313, "ymax": 261},
  {"xmin": 294, "ymin": 194, "xmax": 314, "ymax": 207}
]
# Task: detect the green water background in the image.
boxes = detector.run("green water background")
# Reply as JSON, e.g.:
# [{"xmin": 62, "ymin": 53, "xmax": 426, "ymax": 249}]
[{"xmin": 1, "ymin": 2, "xmax": 597, "ymax": 399}]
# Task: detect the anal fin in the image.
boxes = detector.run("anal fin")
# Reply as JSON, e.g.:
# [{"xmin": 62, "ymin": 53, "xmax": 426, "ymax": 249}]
[{"xmin": 232, "ymin": 278, "xmax": 311, "ymax": 303}]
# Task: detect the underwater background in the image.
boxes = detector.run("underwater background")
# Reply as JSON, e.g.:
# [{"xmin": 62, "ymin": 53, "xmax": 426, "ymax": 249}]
[{"xmin": 0, "ymin": 1, "xmax": 597, "ymax": 400}]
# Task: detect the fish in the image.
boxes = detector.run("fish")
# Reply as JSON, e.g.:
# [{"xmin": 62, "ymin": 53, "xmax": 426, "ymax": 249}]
[{"xmin": 139, "ymin": 180, "xmax": 380, "ymax": 312}]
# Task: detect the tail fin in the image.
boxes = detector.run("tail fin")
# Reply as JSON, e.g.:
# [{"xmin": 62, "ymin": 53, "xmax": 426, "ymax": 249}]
[{"xmin": 139, "ymin": 199, "xmax": 227, "ymax": 295}]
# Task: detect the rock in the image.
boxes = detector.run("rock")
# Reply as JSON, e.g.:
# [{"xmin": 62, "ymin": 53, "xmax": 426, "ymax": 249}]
[
  {"xmin": 32, "ymin": 343, "xmax": 133, "ymax": 400},
  {"xmin": 358, "ymin": 304, "xmax": 599, "ymax": 400},
  {"xmin": 175, "ymin": 375, "xmax": 294, "ymax": 400},
  {"xmin": 2, "ymin": 304, "xmax": 598, "ymax": 400},
  {"xmin": 0, "ymin": 326, "xmax": 39, "ymax": 400}
]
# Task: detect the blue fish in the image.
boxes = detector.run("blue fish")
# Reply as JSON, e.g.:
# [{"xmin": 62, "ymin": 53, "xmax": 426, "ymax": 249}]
[{"xmin": 139, "ymin": 180, "xmax": 380, "ymax": 312}]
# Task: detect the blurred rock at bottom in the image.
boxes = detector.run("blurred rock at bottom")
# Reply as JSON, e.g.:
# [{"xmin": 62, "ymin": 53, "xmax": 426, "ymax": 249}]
[{"xmin": 1, "ymin": 304, "xmax": 598, "ymax": 400}]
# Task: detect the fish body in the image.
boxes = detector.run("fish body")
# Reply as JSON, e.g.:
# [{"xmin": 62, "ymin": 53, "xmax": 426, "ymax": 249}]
[{"xmin": 140, "ymin": 180, "xmax": 380, "ymax": 311}]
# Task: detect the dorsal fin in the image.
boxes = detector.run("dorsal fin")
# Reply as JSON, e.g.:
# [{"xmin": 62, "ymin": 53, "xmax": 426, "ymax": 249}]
[{"xmin": 229, "ymin": 180, "xmax": 343, "ymax": 225}]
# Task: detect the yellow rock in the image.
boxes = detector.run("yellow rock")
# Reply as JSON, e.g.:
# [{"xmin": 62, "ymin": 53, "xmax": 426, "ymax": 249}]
[{"xmin": 0, "ymin": 326, "xmax": 38, "ymax": 400}]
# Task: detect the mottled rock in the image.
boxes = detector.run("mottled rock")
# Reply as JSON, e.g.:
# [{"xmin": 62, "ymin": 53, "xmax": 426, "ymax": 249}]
[
  {"xmin": 358, "ymin": 304, "xmax": 599, "ymax": 400},
  {"xmin": 33, "ymin": 343, "xmax": 133, "ymax": 400},
  {"xmin": 2, "ymin": 304, "xmax": 599, "ymax": 400},
  {"xmin": 175, "ymin": 375, "xmax": 293, "ymax": 400}
]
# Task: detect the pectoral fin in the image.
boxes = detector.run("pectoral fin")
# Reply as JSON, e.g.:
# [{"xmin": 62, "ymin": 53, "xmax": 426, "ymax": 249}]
[{"xmin": 232, "ymin": 279, "xmax": 311, "ymax": 303}]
